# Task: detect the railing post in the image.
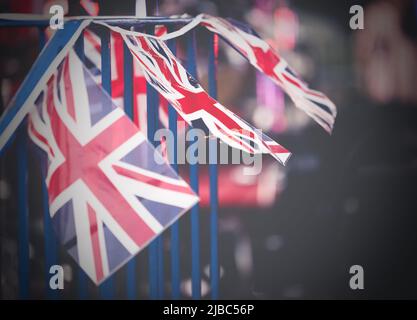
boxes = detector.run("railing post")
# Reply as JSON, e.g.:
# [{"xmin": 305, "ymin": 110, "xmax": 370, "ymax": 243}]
[
  {"xmin": 167, "ymin": 32, "xmax": 181, "ymax": 300},
  {"xmin": 123, "ymin": 36, "xmax": 137, "ymax": 300},
  {"xmin": 37, "ymin": 26, "xmax": 59, "ymax": 300},
  {"xmin": 3, "ymin": 16, "xmax": 222, "ymax": 301},
  {"xmin": 208, "ymin": 33, "xmax": 219, "ymax": 300},
  {"xmin": 146, "ymin": 25, "xmax": 162, "ymax": 300},
  {"xmin": 186, "ymin": 30, "xmax": 201, "ymax": 300}
]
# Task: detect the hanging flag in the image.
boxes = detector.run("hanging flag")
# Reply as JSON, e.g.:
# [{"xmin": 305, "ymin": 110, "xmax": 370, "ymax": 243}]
[
  {"xmin": 117, "ymin": 32, "xmax": 291, "ymax": 165},
  {"xmin": 112, "ymin": 14, "xmax": 336, "ymax": 133},
  {"xmin": 83, "ymin": 29, "xmax": 148, "ymax": 131},
  {"xmin": 83, "ymin": 27, "xmax": 180, "ymax": 135},
  {"xmin": 0, "ymin": 15, "xmax": 337, "ymax": 156},
  {"xmin": 0, "ymin": 19, "xmax": 90, "ymax": 153},
  {"xmin": 199, "ymin": 14, "xmax": 337, "ymax": 133},
  {"xmin": 28, "ymin": 49, "xmax": 198, "ymax": 284}
]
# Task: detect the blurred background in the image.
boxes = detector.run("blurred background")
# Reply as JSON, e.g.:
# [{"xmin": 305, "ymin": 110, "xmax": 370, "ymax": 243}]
[{"xmin": 1, "ymin": 0, "xmax": 417, "ymax": 299}]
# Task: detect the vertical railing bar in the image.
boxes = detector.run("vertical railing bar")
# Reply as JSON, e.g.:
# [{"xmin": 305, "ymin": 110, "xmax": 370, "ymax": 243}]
[
  {"xmin": 74, "ymin": 31, "xmax": 90, "ymax": 300},
  {"xmin": 17, "ymin": 123, "xmax": 29, "ymax": 299},
  {"xmin": 153, "ymin": 26, "xmax": 164, "ymax": 300},
  {"xmin": 157, "ymin": 224, "xmax": 164, "ymax": 298},
  {"xmin": 166, "ymin": 30, "xmax": 180, "ymax": 299},
  {"xmin": 146, "ymin": 25, "xmax": 160, "ymax": 300},
  {"xmin": 208, "ymin": 33, "xmax": 219, "ymax": 300},
  {"xmin": 99, "ymin": 28, "xmax": 115, "ymax": 299},
  {"xmin": 38, "ymin": 26, "xmax": 59, "ymax": 300},
  {"xmin": 42, "ymin": 180, "xmax": 58, "ymax": 299},
  {"xmin": 148, "ymin": 234, "xmax": 158, "ymax": 298},
  {"xmin": 186, "ymin": 31, "xmax": 201, "ymax": 300},
  {"xmin": 123, "ymin": 35, "xmax": 137, "ymax": 300},
  {"xmin": 8, "ymin": 18, "xmax": 221, "ymax": 301}
]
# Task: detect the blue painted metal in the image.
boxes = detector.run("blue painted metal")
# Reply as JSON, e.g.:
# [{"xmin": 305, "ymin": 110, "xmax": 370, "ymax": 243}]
[
  {"xmin": 0, "ymin": 20, "xmax": 85, "ymax": 155},
  {"xmin": 38, "ymin": 27, "xmax": 59, "ymax": 299},
  {"xmin": 98, "ymin": 29, "xmax": 115, "ymax": 299},
  {"xmin": 74, "ymin": 32, "xmax": 90, "ymax": 299},
  {"xmin": 77, "ymin": 257, "xmax": 89, "ymax": 298},
  {"xmin": 167, "ymin": 34, "xmax": 181, "ymax": 299},
  {"xmin": 186, "ymin": 31, "xmax": 201, "ymax": 300},
  {"xmin": 157, "ymin": 234, "xmax": 164, "ymax": 299},
  {"xmin": 77, "ymin": 269, "xmax": 89, "ymax": 299},
  {"xmin": 146, "ymin": 25, "xmax": 160, "ymax": 300},
  {"xmin": 142, "ymin": 23, "xmax": 165, "ymax": 300},
  {"xmin": 123, "ymin": 40, "xmax": 137, "ymax": 300},
  {"xmin": 126, "ymin": 259, "xmax": 136, "ymax": 299},
  {"xmin": 99, "ymin": 277, "xmax": 114, "ymax": 299},
  {"xmin": 2, "ymin": 17, "xmax": 222, "ymax": 301},
  {"xmin": 0, "ymin": 17, "xmax": 194, "ymax": 28},
  {"xmin": 123, "ymin": 42, "xmax": 134, "ymax": 120},
  {"xmin": 17, "ymin": 125, "xmax": 29, "ymax": 299},
  {"xmin": 42, "ymin": 181, "xmax": 58, "ymax": 299},
  {"xmin": 100, "ymin": 30, "xmax": 112, "ymax": 95},
  {"xmin": 208, "ymin": 34, "xmax": 219, "ymax": 300},
  {"xmin": 148, "ymin": 239, "xmax": 158, "ymax": 299}
]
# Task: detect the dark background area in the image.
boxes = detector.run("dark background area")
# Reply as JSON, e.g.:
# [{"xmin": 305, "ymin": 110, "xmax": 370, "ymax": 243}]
[{"xmin": 1, "ymin": 0, "xmax": 417, "ymax": 299}]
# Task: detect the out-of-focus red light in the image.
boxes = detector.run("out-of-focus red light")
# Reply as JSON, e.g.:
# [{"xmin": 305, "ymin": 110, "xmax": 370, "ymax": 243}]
[{"xmin": 273, "ymin": 6, "xmax": 299, "ymax": 51}]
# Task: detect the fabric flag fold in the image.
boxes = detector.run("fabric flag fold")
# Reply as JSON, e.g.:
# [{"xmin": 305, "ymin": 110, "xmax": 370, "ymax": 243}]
[
  {"xmin": 0, "ymin": 19, "xmax": 90, "ymax": 153},
  {"xmin": 99, "ymin": 13, "xmax": 336, "ymax": 133},
  {"xmin": 199, "ymin": 14, "xmax": 337, "ymax": 133},
  {"xmin": 83, "ymin": 28, "xmax": 173, "ymax": 135},
  {"xmin": 108, "ymin": 27, "xmax": 291, "ymax": 165},
  {"xmin": 28, "ymin": 49, "xmax": 198, "ymax": 284},
  {"xmin": 0, "ymin": 14, "xmax": 336, "ymax": 158}
]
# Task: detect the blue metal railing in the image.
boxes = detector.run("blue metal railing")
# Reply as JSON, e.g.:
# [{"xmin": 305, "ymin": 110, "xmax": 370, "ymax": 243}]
[
  {"xmin": 186, "ymin": 31, "xmax": 201, "ymax": 301},
  {"xmin": 123, "ymin": 33, "xmax": 137, "ymax": 301},
  {"xmin": 39, "ymin": 25, "xmax": 59, "ymax": 302},
  {"xmin": 167, "ymin": 28, "xmax": 180, "ymax": 300},
  {"xmin": 145, "ymin": 24, "xmax": 161, "ymax": 300},
  {"xmin": 208, "ymin": 33, "xmax": 219, "ymax": 300},
  {"xmin": 0, "ymin": 17, "xmax": 219, "ymax": 300}
]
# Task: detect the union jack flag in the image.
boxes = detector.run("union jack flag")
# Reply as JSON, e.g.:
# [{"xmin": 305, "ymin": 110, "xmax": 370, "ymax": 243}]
[
  {"xmin": 27, "ymin": 49, "xmax": 198, "ymax": 284},
  {"xmin": 200, "ymin": 14, "xmax": 337, "ymax": 133},
  {"xmin": 83, "ymin": 27, "xmax": 174, "ymax": 135},
  {"xmin": 120, "ymin": 33, "xmax": 291, "ymax": 165}
]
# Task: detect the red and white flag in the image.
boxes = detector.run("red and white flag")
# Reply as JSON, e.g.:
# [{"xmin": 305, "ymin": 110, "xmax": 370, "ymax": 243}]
[
  {"xmin": 199, "ymin": 14, "xmax": 337, "ymax": 133},
  {"xmin": 137, "ymin": 14, "xmax": 337, "ymax": 133},
  {"xmin": 112, "ymin": 30, "xmax": 291, "ymax": 164},
  {"xmin": 83, "ymin": 27, "xmax": 177, "ymax": 136}
]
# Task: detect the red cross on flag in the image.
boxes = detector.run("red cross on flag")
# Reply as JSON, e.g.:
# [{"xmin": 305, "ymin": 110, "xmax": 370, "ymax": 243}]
[{"xmin": 28, "ymin": 49, "xmax": 198, "ymax": 284}]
